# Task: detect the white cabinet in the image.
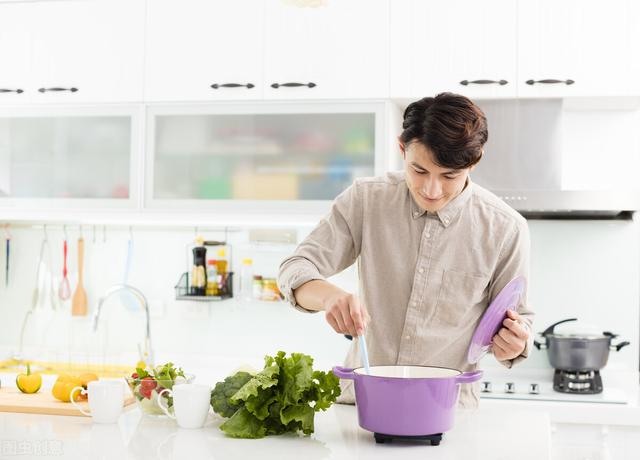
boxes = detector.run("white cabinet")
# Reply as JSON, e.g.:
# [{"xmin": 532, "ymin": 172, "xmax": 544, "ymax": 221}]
[
  {"xmin": 0, "ymin": 0, "xmax": 145, "ymax": 105},
  {"xmin": 263, "ymin": 0, "xmax": 389, "ymax": 100},
  {"xmin": 389, "ymin": 0, "xmax": 517, "ymax": 99},
  {"xmin": 517, "ymin": 0, "xmax": 640, "ymax": 97},
  {"xmin": 145, "ymin": 0, "xmax": 264, "ymax": 102}
]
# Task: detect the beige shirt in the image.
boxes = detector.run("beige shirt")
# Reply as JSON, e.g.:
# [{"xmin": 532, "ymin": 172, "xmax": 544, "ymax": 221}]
[{"xmin": 278, "ymin": 171, "xmax": 533, "ymax": 408}]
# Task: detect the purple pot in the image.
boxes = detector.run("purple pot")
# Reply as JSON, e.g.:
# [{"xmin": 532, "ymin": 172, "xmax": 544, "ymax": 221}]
[{"xmin": 332, "ymin": 365, "xmax": 483, "ymax": 436}]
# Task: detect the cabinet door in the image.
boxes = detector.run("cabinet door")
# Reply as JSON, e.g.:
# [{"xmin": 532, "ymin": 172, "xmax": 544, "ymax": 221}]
[
  {"xmin": 145, "ymin": 0, "xmax": 264, "ymax": 102},
  {"xmin": 263, "ymin": 0, "xmax": 389, "ymax": 100},
  {"xmin": 0, "ymin": 3, "xmax": 33, "ymax": 105},
  {"xmin": 29, "ymin": 0, "xmax": 145, "ymax": 104},
  {"xmin": 518, "ymin": 0, "xmax": 640, "ymax": 97},
  {"xmin": 390, "ymin": 0, "xmax": 517, "ymax": 99}
]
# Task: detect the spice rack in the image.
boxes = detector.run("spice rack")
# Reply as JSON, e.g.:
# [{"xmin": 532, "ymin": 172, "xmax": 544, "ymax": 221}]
[{"xmin": 174, "ymin": 240, "xmax": 234, "ymax": 301}]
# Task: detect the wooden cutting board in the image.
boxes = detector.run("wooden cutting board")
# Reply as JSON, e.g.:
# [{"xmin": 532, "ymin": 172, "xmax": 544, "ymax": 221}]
[{"xmin": 0, "ymin": 387, "xmax": 135, "ymax": 417}]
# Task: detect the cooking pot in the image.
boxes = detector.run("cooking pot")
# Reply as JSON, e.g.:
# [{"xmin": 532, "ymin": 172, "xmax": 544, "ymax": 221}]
[
  {"xmin": 332, "ymin": 365, "xmax": 482, "ymax": 436},
  {"xmin": 533, "ymin": 318, "xmax": 630, "ymax": 371}
]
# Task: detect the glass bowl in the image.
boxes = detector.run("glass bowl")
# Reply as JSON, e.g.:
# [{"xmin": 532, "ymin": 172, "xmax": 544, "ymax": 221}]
[{"xmin": 125, "ymin": 373, "xmax": 195, "ymax": 416}]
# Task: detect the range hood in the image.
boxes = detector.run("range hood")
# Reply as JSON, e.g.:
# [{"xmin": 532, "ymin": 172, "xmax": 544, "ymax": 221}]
[{"xmin": 471, "ymin": 99, "xmax": 640, "ymax": 219}]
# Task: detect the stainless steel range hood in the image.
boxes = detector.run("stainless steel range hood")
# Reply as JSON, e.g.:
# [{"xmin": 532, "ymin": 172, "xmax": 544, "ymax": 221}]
[{"xmin": 472, "ymin": 99, "xmax": 639, "ymax": 219}]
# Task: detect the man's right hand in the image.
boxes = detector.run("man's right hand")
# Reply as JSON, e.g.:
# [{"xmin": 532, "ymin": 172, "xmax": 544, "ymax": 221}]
[{"xmin": 322, "ymin": 291, "xmax": 370, "ymax": 337}]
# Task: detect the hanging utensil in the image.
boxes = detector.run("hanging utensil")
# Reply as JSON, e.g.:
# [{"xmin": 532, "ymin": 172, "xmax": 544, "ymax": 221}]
[
  {"xmin": 71, "ymin": 237, "xmax": 88, "ymax": 316},
  {"xmin": 4, "ymin": 224, "xmax": 10, "ymax": 287},
  {"xmin": 120, "ymin": 227, "xmax": 139, "ymax": 311},
  {"xmin": 58, "ymin": 234, "xmax": 71, "ymax": 301}
]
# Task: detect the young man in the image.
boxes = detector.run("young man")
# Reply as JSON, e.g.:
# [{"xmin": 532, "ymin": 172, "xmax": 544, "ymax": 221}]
[{"xmin": 277, "ymin": 93, "xmax": 533, "ymax": 407}]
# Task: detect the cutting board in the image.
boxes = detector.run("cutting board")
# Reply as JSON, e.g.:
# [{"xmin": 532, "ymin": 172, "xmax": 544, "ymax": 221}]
[{"xmin": 0, "ymin": 387, "xmax": 136, "ymax": 417}]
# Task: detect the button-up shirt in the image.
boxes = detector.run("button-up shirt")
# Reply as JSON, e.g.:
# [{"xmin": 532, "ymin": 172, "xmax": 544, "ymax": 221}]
[{"xmin": 278, "ymin": 171, "xmax": 533, "ymax": 408}]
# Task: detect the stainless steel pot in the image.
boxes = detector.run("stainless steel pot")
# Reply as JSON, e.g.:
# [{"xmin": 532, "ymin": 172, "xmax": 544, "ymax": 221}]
[{"xmin": 533, "ymin": 318, "xmax": 630, "ymax": 371}]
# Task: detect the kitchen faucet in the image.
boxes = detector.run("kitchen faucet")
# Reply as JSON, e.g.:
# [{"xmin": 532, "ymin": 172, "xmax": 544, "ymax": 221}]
[{"xmin": 93, "ymin": 284, "xmax": 154, "ymax": 368}]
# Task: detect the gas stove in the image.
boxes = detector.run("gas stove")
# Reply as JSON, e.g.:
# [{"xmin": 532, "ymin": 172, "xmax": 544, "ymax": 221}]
[{"xmin": 478, "ymin": 369, "xmax": 629, "ymax": 404}]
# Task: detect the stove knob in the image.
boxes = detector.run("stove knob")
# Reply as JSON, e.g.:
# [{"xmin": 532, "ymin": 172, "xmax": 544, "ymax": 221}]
[
  {"xmin": 529, "ymin": 383, "xmax": 540, "ymax": 395},
  {"xmin": 481, "ymin": 381, "xmax": 492, "ymax": 393},
  {"xmin": 505, "ymin": 382, "xmax": 516, "ymax": 394}
]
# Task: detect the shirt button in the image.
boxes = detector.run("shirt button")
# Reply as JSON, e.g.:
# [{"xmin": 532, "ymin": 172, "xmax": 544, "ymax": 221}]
[
  {"xmin": 413, "ymin": 211, "xmax": 419, "ymax": 217},
  {"xmin": 405, "ymin": 335, "xmax": 411, "ymax": 340},
  {"xmin": 418, "ymin": 267, "xmax": 425, "ymax": 274},
  {"xmin": 412, "ymin": 302, "xmax": 417, "ymax": 307},
  {"xmin": 425, "ymin": 233, "xmax": 431, "ymax": 238},
  {"xmin": 444, "ymin": 218, "xmax": 450, "ymax": 224}
]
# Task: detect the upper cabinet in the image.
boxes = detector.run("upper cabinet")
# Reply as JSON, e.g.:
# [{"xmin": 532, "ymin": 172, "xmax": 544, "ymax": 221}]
[
  {"xmin": 390, "ymin": 0, "xmax": 517, "ymax": 99},
  {"xmin": 262, "ymin": 0, "xmax": 389, "ymax": 100},
  {"xmin": 517, "ymin": 0, "xmax": 640, "ymax": 97},
  {"xmin": 390, "ymin": 0, "xmax": 640, "ymax": 99},
  {"xmin": 145, "ymin": 0, "xmax": 264, "ymax": 102},
  {"xmin": 0, "ymin": 0, "xmax": 145, "ymax": 105},
  {"xmin": 145, "ymin": 0, "xmax": 389, "ymax": 102}
]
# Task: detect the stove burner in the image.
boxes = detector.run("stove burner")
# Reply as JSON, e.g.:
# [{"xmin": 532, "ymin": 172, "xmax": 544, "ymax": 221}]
[
  {"xmin": 374, "ymin": 432, "xmax": 443, "ymax": 445},
  {"xmin": 553, "ymin": 369, "xmax": 603, "ymax": 394}
]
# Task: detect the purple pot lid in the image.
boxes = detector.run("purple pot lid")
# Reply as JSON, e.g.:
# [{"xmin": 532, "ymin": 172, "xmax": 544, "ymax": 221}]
[{"xmin": 467, "ymin": 276, "xmax": 526, "ymax": 364}]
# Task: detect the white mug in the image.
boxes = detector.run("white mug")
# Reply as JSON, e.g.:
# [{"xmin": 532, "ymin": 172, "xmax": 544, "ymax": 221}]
[
  {"xmin": 157, "ymin": 384, "xmax": 210, "ymax": 429},
  {"xmin": 71, "ymin": 380, "xmax": 124, "ymax": 424}
]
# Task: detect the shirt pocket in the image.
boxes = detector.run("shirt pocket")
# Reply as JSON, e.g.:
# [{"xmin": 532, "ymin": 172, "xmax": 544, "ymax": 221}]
[{"xmin": 434, "ymin": 269, "xmax": 490, "ymax": 328}]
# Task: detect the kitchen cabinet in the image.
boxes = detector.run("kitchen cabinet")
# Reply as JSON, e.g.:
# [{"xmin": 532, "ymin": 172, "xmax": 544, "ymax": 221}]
[
  {"xmin": 517, "ymin": 0, "xmax": 640, "ymax": 98},
  {"xmin": 390, "ymin": 0, "xmax": 517, "ymax": 99},
  {"xmin": 145, "ymin": 103, "xmax": 385, "ymax": 213},
  {"xmin": 390, "ymin": 0, "xmax": 640, "ymax": 99},
  {"xmin": 0, "ymin": 107, "xmax": 140, "ymax": 209},
  {"xmin": 144, "ymin": 0, "xmax": 264, "ymax": 102},
  {"xmin": 262, "ymin": 0, "xmax": 389, "ymax": 100},
  {"xmin": 0, "ymin": 0, "xmax": 145, "ymax": 105},
  {"xmin": 145, "ymin": 0, "xmax": 388, "ymax": 102}
]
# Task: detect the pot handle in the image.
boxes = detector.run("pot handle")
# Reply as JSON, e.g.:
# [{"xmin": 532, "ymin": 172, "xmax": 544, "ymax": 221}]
[
  {"xmin": 611, "ymin": 341, "xmax": 630, "ymax": 352},
  {"xmin": 533, "ymin": 339, "xmax": 547, "ymax": 350},
  {"xmin": 332, "ymin": 366, "xmax": 355, "ymax": 380},
  {"xmin": 455, "ymin": 370, "xmax": 483, "ymax": 385}
]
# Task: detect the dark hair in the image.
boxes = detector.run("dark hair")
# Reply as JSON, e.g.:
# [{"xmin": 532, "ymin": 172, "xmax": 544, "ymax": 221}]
[{"xmin": 400, "ymin": 92, "xmax": 488, "ymax": 169}]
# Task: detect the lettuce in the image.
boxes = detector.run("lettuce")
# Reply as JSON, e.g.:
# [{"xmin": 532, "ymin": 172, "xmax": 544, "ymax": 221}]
[{"xmin": 211, "ymin": 351, "xmax": 341, "ymax": 439}]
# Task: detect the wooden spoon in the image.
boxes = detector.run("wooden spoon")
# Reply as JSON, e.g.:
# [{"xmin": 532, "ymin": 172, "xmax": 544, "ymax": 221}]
[{"xmin": 71, "ymin": 237, "xmax": 87, "ymax": 316}]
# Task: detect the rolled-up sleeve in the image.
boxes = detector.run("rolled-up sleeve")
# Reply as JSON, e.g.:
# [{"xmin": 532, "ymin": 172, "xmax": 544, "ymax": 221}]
[
  {"xmin": 278, "ymin": 181, "xmax": 363, "ymax": 313},
  {"xmin": 489, "ymin": 216, "xmax": 534, "ymax": 368}
]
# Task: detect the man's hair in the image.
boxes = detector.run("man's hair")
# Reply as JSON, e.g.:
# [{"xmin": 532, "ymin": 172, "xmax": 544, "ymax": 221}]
[{"xmin": 400, "ymin": 92, "xmax": 488, "ymax": 169}]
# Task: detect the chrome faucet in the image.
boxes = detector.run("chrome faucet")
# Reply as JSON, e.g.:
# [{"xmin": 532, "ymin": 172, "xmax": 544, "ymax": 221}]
[{"xmin": 93, "ymin": 284, "xmax": 154, "ymax": 367}]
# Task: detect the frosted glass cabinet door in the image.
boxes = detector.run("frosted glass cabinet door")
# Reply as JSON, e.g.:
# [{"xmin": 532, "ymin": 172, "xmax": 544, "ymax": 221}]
[
  {"xmin": 0, "ymin": 115, "xmax": 133, "ymax": 202},
  {"xmin": 149, "ymin": 111, "xmax": 377, "ymax": 203}
]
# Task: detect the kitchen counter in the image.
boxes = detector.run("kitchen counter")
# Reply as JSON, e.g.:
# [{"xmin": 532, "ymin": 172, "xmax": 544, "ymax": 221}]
[{"xmin": 0, "ymin": 403, "xmax": 550, "ymax": 459}]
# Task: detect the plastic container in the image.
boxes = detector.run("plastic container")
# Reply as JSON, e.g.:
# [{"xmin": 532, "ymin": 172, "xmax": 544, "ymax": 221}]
[
  {"xmin": 239, "ymin": 258, "xmax": 254, "ymax": 301},
  {"xmin": 206, "ymin": 260, "xmax": 219, "ymax": 296}
]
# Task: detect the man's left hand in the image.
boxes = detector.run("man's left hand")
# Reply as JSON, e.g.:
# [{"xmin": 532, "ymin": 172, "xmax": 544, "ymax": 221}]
[{"xmin": 492, "ymin": 309, "xmax": 529, "ymax": 361}]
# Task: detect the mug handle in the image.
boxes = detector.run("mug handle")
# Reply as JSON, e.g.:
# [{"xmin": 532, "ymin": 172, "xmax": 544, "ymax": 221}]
[
  {"xmin": 157, "ymin": 389, "xmax": 175, "ymax": 419},
  {"xmin": 332, "ymin": 366, "xmax": 355, "ymax": 380},
  {"xmin": 70, "ymin": 386, "xmax": 91, "ymax": 416},
  {"xmin": 455, "ymin": 370, "xmax": 483, "ymax": 385}
]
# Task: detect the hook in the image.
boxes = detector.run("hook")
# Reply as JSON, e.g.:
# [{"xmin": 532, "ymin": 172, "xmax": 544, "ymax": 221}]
[
  {"xmin": 92, "ymin": 225, "xmax": 96, "ymax": 244},
  {"xmin": 63, "ymin": 225, "xmax": 68, "ymax": 241},
  {"xmin": 43, "ymin": 224, "xmax": 48, "ymax": 241},
  {"xmin": 79, "ymin": 225, "xmax": 83, "ymax": 239},
  {"xmin": 102, "ymin": 225, "xmax": 107, "ymax": 243},
  {"xmin": 129, "ymin": 226, "xmax": 134, "ymax": 242},
  {"xmin": 4, "ymin": 223, "xmax": 10, "ymax": 240}
]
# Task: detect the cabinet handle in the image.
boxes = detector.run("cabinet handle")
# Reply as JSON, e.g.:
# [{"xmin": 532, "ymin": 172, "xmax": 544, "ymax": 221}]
[
  {"xmin": 0, "ymin": 88, "xmax": 24, "ymax": 94},
  {"xmin": 210, "ymin": 83, "xmax": 255, "ymax": 89},
  {"xmin": 37, "ymin": 87, "xmax": 79, "ymax": 93},
  {"xmin": 270, "ymin": 82, "xmax": 316, "ymax": 89},
  {"xmin": 460, "ymin": 79, "xmax": 508, "ymax": 86},
  {"xmin": 525, "ymin": 79, "xmax": 574, "ymax": 86}
]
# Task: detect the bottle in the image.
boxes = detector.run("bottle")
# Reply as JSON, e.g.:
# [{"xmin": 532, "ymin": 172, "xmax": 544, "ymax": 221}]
[
  {"xmin": 253, "ymin": 275, "xmax": 263, "ymax": 301},
  {"xmin": 191, "ymin": 237, "xmax": 207, "ymax": 296},
  {"xmin": 239, "ymin": 258, "xmax": 254, "ymax": 301},
  {"xmin": 215, "ymin": 248, "xmax": 229, "ymax": 296},
  {"xmin": 206, "ymin": 260, "xmax": 219, "ymax": 296}
]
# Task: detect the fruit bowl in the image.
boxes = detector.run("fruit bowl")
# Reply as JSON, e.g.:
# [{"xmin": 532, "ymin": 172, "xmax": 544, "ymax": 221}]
[{"xmin": 125, "ymin": 371, "xmax": 195, "ymax": 416}]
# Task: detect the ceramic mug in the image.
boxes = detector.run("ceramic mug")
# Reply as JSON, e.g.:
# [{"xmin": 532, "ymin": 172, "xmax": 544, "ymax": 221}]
[
  {"xmin": 71, "ymin": 380, "xmax": 124, "ymax": 424},
  {"xmin": 157, "ymin": 383, "xmax": 210, "ymax": 429}
]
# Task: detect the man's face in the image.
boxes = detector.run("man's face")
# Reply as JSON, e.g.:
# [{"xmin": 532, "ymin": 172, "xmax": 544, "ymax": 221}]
[{"xmin": 400, "ymin": 140, "xmax": 473, "ymax": 213}]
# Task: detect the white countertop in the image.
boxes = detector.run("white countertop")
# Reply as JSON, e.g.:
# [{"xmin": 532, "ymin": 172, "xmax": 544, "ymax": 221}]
[{"xmin": 0, "ymin": 403, "xmax": 550, "ymax": 460}]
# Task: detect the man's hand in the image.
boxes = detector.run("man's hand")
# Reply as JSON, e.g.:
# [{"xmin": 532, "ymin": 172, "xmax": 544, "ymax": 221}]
[
  {"xmin": 323, "ymin": 291, "xmax": 370, "ymax": 337},
  {"xmin": 492, "ymin": 309, "xmax": 529, "ymax": 361}
]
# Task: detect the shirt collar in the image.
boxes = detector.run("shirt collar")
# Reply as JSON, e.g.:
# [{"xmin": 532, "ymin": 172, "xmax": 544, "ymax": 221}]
[{"xmin": 409, "ymin": 178, "xmax": 474, "ymax": 227}]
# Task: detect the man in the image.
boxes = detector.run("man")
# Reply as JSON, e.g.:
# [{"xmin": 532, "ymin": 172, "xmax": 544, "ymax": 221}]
[{"xmin": 277, "ymin": 92, "xmax": 533, "ymax": 408}]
